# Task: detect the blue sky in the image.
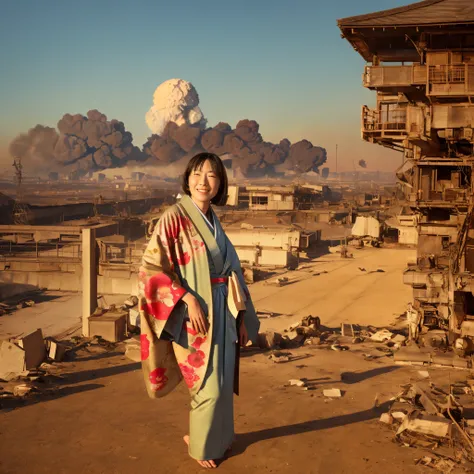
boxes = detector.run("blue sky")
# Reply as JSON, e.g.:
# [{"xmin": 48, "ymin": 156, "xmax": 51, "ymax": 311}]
[{"xmin": 0, "ymin": 0, "xmax": 413, "ymax": 172}]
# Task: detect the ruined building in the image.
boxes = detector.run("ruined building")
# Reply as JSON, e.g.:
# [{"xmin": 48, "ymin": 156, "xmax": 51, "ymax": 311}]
[{"xmin": 338, "ymin": 0, "xmax": 474, "ymax": 350}]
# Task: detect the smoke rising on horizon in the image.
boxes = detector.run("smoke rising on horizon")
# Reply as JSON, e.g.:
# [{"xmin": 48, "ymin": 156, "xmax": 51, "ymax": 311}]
[
  {"xmin": 141, "ymin": 119, "xmax": 326, "ymax": 177},
  {"xmin": 9, "ymin": 110, "xmax": 143, "ymax": 174},
  {"xmin": 9, "ymin": 79, "xmax": 327, "ymax": 178}
]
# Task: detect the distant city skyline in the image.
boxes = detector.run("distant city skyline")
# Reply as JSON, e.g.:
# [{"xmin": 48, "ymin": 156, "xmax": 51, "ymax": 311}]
[{"xmin": 0, "ymin": 0, "xmax": 412, "ymax": 174}]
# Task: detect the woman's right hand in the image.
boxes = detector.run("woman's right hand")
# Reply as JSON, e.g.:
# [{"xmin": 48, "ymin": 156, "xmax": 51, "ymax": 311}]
[{"xmin": 182, "ymin": 293, "xmax": 209, "ymax": 335}]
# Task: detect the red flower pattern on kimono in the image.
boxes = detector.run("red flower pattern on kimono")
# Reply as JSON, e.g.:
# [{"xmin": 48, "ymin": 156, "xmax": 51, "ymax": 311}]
[
  {"xmin": 144, "ymin": 274, "xmax": 186, "ymax": 320},
  {"xmin": 191, "ymin": 239, "xmax": 206, "ymax": 253},
  {"xmin": 179, "ymin": 363, "xmax": 200, "ymax": 388},
  {"xmin": 140, "ymin": 334, "xmax": 150, "ymax": 361},
  {"xmin": 187, "ymin": 350, "xmax": 205, "ymax": 368},
  {"xmin": 175, "ymin": 247, "xmax": 191, "ymax": 266},
  {"xmin": 167, "ymin": 215, "xmax": 193, "ymax": 240},
  {"xmin": 191, "ymin": 336, "xmax": 206, "ymax": 350},
  {"xmin": 185, "ymin": 323, "xmax": 198, "ymax": 336},
  {"xmin": 149, "ymin": 367, "xmax": 168, "ymax": 392}
]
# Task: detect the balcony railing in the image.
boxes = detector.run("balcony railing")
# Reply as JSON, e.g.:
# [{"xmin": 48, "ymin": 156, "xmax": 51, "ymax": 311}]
[
  {"xmin": 409, "ymin": 188, "xmax": 469, "ymax": 205},
  {"xmin": 428, "ymin": 64, "xmax": 474, "ymax": 96},
  {"xmin": 361, "ymin": 105, "xmax": 408, "ymax": 143},
  {"xmin": 364, "ymin": 64, "xmax": 474, "ymax": 97},
  {"xmin": 363, "ymin": 65, "xmax": 427, "ymax": 88}
]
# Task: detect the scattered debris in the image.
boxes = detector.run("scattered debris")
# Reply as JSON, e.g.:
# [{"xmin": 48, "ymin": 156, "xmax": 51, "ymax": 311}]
[
  {"xmin": 370, "ymin": 329, "xmax": 394, "ymax": 342},
  {"xmin": 323, "ymin": 388, "xmax": 342, "ymax": 398},
  {"xmin": 257, "ymin": 331, "xmax": 283, "ymax": 350},
  {"xmin": 289, "ymin": 379, "xmax": 306, "ymax": 388},
  {"xmin": 415, "ymin": 455, "xmax": 457, "ymax": 473},
  {"xmin": 47, "ymin": 340, "xmax": 68, "ymax": 362},
  {"xmin": 379, "ymin": 379, "xmax": 474, "ymax": 470},
  {"xmin": 257, "ymin": 310, "xmax": 277, "ymax": 319},
  {"xmin": 124, "ymin": 337, "xmax": 141, "ymax": 362},
  {"xmin": 123, "ymin": 295, "xmax": 138, "ymax": 308},
  {"xmin": 331, "ymin": 344, "xmax": 349, "ymax": 352},
  {"xmin": 379, "ymin": 413, "xmax": 394, "ymax": 425},
  {"xmin": 0, "ymin": 341, "xmax": 25, "ymax": 380},
  {"xmin": 270, "ymin": 351, "xmax": 292, "ymax": 363},
  {"xmin": 341, "ymin": 323, "xmax": 354, "ymax": 338},
  {"xmin": 397, "ymin": 414, "xmax": 452, "ymax": 438},
  {"xmin": 275, "ymin": 277, "xmax": 289, "ymax": 287},
  {"xmin": 88, "ymin": 310, "xmax": 127, "ymax": 342},
  {"xmin": 16, "ymin": 329, "xmax": 46, "ymax": 369},
  {"xmin": 13, "ymin": 384, "xmax": 34, "ymax": 397}
]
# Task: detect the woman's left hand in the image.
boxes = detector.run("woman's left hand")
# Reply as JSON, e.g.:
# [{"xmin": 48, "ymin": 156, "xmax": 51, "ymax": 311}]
[{"xmin": 239, "ymin": 321, "xmax": 248, "ymax": 347}]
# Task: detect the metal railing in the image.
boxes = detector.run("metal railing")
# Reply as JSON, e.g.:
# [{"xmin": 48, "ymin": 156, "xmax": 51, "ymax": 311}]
[
  {"xmin": 363, "ymin": 65, "xmax": 427, "ymax": 88},
  {"xmin": 0, "ymin": 241, "xmax": 82, "ymax": 262},
  {"xmin": 362, "ymin": 105, "xmax": 407, "ymax": 133},
  {"xmin": 429, "ymin": 64, "xmax": 466, "ymax": 84},
  {"xmin": 99, "ymin": 241, "xmax": 145, "ymax": 265}
]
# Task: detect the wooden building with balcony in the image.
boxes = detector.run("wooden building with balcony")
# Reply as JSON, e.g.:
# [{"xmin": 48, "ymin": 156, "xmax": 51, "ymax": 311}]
[{"xmin": 338, "ymin": 0, "xmax": 474, "ymax": 350}]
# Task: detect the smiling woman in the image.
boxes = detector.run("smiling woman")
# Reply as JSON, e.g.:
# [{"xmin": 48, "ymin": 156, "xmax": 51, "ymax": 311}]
[
  {"xmin": 181, "ymin": 153, "xmax": 228, "ymax": 213},
  {"xmin": 139, "ymin": 152, "xmax": 260, "ymax": 469}
]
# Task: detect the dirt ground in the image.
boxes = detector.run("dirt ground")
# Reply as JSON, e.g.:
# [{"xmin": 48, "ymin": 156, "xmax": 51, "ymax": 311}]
[{"xmin": 0, "ymin": 247, "xmax": 471, "ymax": 473}]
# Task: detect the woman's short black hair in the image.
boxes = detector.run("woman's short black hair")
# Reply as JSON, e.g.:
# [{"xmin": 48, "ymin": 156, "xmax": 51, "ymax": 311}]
[{"xmin": 182, "ymin": 152, "xmax": 228, "ymax": 206}]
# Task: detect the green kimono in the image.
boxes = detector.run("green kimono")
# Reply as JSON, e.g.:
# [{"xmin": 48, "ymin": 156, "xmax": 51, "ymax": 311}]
[{"xmin": 139, "ymin": 195, "xmax": 260, "ymax": 460}]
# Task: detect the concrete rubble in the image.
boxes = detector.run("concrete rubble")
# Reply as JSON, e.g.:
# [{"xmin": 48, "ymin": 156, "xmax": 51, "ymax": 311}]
[
  {"xmin": 378, "ymin": 379, "xmax": 474, "ymax": 471},
  {"xmin": 0, "ymin": 330, "xmax": 129, "ymax": 404}
]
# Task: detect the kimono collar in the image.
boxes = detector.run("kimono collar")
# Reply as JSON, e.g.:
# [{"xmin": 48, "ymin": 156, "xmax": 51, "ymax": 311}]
[
  {"xmin": 179, "ymin": 195, "xmax": 223, "ymax": 272},
  {"xmin": 190, "ymin": 198, "xmax": 216, "ymax": 238}
]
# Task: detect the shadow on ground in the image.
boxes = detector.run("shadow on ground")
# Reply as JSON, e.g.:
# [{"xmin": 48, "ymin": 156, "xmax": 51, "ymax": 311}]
[{"xmin": 228, "ymin": 401, "xmax": 391, "ymax": 460}]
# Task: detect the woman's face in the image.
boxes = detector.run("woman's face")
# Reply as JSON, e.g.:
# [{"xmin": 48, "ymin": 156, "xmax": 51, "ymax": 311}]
[{"xmin": 188, "ymin": 160, "xmax": 220, "ymax": 209}]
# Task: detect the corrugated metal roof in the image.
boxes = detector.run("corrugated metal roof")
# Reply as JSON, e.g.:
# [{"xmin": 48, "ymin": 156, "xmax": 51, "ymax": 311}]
[{"xmin": 338, "ymin": 0, "xmax": 474, "ymax": 27}]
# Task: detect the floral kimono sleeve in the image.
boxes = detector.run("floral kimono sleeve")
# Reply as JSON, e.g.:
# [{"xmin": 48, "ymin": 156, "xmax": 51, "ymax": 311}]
[
  {"xmin": 138, "ymin": 208, "xmax": 189, "ymax": 398},
  {"xmin": 139, "ymin": 209, "xmax": 187, "ymax": 333}
]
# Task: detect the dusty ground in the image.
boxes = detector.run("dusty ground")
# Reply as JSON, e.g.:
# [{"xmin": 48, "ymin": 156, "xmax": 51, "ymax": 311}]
[
  {"xmin": 254, "ymin": 246, "xmax": 415, "ymax": 332},
  {"xmin": 1, "ymin": 247, "xmax": 470, "ymax": 473}
]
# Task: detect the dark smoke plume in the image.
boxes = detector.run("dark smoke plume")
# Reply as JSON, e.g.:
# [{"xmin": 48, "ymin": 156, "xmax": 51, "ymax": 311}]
[
  {"xmin": 10, "ymin": 112, "xmax": 327, "ymax": 178},
  {"xmin": 9, "ymin": 110, "xmax": 144, "ymax": 175},
  {"xmin": 358, "ymin": 159, "xmax": 367, "ymax": 168},
  {"xmin": 142, "ymin": 119, "xmax": 327, "ymax": 176}
]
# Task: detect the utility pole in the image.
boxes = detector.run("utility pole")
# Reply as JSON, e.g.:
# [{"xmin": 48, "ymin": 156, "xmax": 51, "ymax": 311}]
[
  {"xmin": 12, "ymin": 158, "xmax": 29, "ymax": 225},
  {"xmin": 335, "ymin": 144, "xmax": 338, "ymax": 176}
]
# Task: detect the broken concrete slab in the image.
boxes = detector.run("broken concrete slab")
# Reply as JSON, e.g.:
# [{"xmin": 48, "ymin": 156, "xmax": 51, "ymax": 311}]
[
  {"xmin": 370, "ymin": 329, "xmax": 394, "ymax": 342},
  {"xmin": 289, "ymin": 379, "xmax": 306, "ymax": 387},
  {"xmin": 431, "ymin": 354, "xmax": 471, "ymax": 369},
  {"xmin": 48, "ymin": 341, "xmax": 68, "ymax": 362},
  {"xmin": 397, "ymin": 413, "xmax": 452, "ymax": 438},
  {"xmin": 270, "ymin": 351, "xmax": 291, "ymax": 363},
  {"xmin": 392, "ymin": 334, "xmax": 407, "ymax": 344},
  {"xmin": 394, "ymin": 345, "xmax": 431, "ymax": 365},
  {"xmin": 13, "ymin": 384, "xmax": 33, "ymax": 397},
  {"xmin": 379, "ymin": 413, "xmax": 394, "ymax": 425},
  {"xmin": 323, "ymin": 388, "xmax": 342, "ymax": 398},
  {"xmin": 16, "ymin": 329, "xmax": 46, "ymax": 369},
  {"xmin": 0, "ymin": 341, "xmax": 26, "ymax": 379},
  {"xmin": 414, "ymin": 384, "xmax": 439, "ymax": 415},
  {"xmin": 257, "ymin": 331, "xmax": 283, "ymax": 350}
]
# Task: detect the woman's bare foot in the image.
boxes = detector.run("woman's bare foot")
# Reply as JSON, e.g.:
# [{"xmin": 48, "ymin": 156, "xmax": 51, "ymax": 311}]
[{"xmin": 183, "ymin": 435, "xmax": 217, "ymax": 469}]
